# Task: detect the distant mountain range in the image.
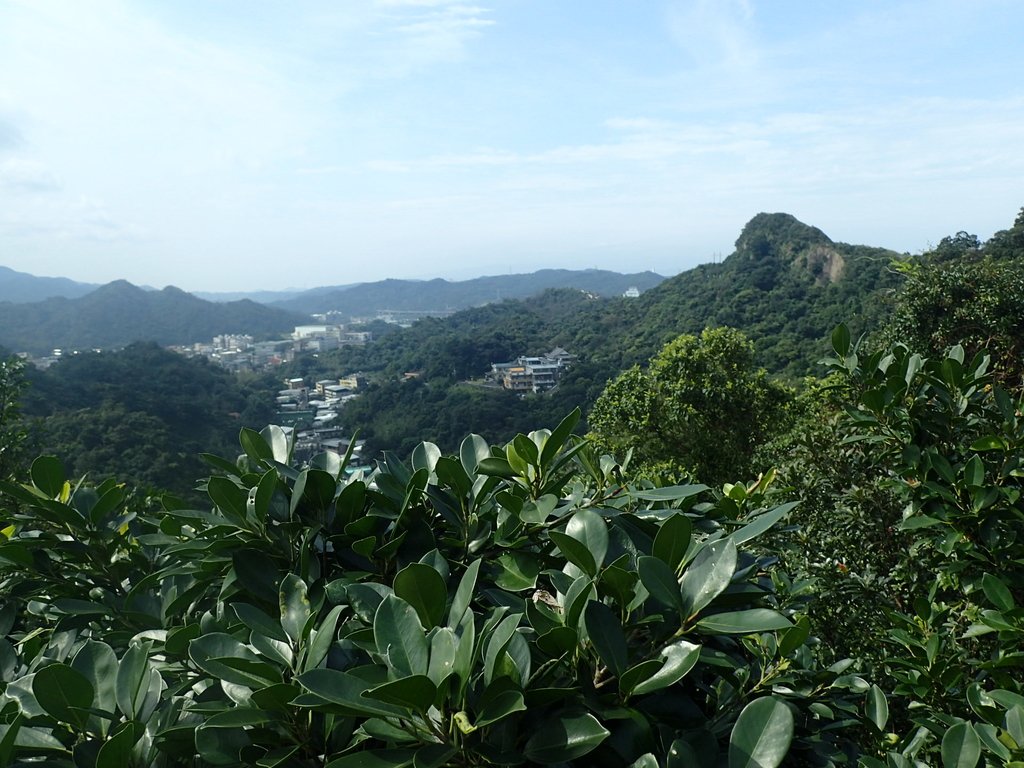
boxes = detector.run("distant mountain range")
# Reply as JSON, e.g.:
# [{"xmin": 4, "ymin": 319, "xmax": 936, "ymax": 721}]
[
  {"xmin": 0, "ymin": 265, "xmax": 98, "ymax": 303},
  {"xmin": 0, "ymin": 267, "xmax": 667, "ymax": 354},
  {"xmin": 265, "ymin": 270, "xmax": 665, "ymax": 315},
  {"xmin": 0, "ymin": 281, "xmax": 305, "ymax": 355}
]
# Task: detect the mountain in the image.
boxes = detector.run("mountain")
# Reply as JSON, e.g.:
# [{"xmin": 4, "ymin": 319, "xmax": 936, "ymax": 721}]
[
  {"xmin": 296, "ymin": 213, "xmax": 904, "ymax": 455},
  {"xmin": 603, "ymin": 212, "xmax": 903, "ymax": 375},
  {"xmin": 0, "ymin": 280, "xmax": 306, "ymax": 354},
  {"xmin": 0, "ymin": 265, "xmax": 98, "ymax": 302},
  {"xmin": 270, "ymin": 269, "xmax": 665, "ymax": 316}
]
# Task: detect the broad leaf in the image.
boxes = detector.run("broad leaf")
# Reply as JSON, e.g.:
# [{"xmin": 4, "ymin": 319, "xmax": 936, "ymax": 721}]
[
  {"xmin": 632, "ymin": 640, "xmax": 701, "ymax": 695},
  {"xmin": 32, "ymin": 664, "xmax": 93, "ymax": 729},
  {"xmin": 679, "ymin": 538, "xmax": 737, "ymax": 616},
  {"xmin": 584, "ymin": 600, "xmax": 628, "ymax": 676},
  {"xmin": 374, "ymin": 595, "xmax": 428, "ymax": 677},
  {"xmin": 394, "ymin": 563, "xmax": 447, "ymax": 629},
  {"xmin": 941, "ymin": 722, "xmax": 981, "ymax": 768},
  {"xmin": 523, "ymin": 713, "xmax": 610, "ymax": 764},
  {"xmin": 729, "ymin": 696, "xmax": 794, "ymax": 768},
  {"xmin": 652, "ymin": 513, "xmax": 692, "ymax": 572},
  {"xmin": 697, "ymin": 609, "xmax": 792, "ymax": 634}
]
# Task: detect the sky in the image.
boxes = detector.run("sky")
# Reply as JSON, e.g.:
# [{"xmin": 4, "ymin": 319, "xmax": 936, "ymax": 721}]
[{"xmin": 1, "ymin": 0, "xmax": 1022, "ymax": 292}]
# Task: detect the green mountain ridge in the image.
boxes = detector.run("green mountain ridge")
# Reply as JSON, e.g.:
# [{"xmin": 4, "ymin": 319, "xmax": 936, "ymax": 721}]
[
  {"xmin": 269, "ymin": 268, "xmax": 666, "ymax": 315},
  {"xmin": 304, "ymin": 212, "xmax": 904, "ymax": 455},
  {"xmin": 0, "ymin": 264, "xmax": 98, "ymax": 303},
  {"xmin": 0, "ymin": 280, "xmax": 305, "ymax": 354}
]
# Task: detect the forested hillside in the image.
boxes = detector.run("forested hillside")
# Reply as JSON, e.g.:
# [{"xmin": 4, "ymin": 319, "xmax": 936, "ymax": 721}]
[
  {"xmin": 302, "ymin": 213, "xmax": 903, "ymax": 454},
  {"xmin": 0, "ymin": 280, "xmax": 304, "ymax": 354},
  {"xmin": 16, "ymin": 343, "xmax": 276, "ymax": 496}
]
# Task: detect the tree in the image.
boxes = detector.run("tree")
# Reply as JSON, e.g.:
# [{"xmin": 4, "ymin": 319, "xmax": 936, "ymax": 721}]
[{"xmin": 588, "ymin": 327, "xmax": 792, "ymax": 486}]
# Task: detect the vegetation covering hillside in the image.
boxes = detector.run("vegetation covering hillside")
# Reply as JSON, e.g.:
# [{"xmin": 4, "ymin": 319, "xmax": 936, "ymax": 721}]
[
  {"xmin": 16, "ymin": 343, "xmax": 276, "ymax": 496},
  {"xmin": 0, "ymin": 281, "xmax": 305, "ymax": 355},
  {"xmin": 302, "ymin": 213, "xmax": 902, "ymax": 455},
  {"xmin": 270, "ymin": 269, "xmax": 665, "ymax": 316}
]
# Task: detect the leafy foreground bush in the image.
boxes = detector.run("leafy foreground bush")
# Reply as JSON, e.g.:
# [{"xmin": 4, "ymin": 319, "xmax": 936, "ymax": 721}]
[
  {"xmin": 0, "ymin": 411, "xmax": 877, "ymax": 766},
  {"xmin": 819, "ymin": 329, "xmax": 1024, "ymax": 767}
]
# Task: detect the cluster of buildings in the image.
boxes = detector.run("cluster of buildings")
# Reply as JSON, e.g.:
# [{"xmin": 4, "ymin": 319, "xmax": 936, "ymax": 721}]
[
  {"xmin": 276, "ymin": 374, "xmax": 369, "ymax": 469},
  {"xmin": 489, "ymin": 347, "xmax": 576, "ymax": 393},
  {"xmin": 173, "ymin": 325, "xmax": 373, "ymax": 372}
]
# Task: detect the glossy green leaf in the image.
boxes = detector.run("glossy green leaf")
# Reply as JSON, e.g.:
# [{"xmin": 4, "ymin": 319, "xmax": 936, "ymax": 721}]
[
  {"xmin": 523, "ymin": 712, "xmax": 610, "ymax": 764},
  {"xmin": 652, "ymin": 513, "xmax": 692, "ymax": 572},
  {"xmin": 30, "ymin": 455, "xmax": 65, "ymax": 498},
  {"xmin": 537, "ymin": 626, "xmax": 578, "ymax": 657},
  {"xmin": 963, "ymin": 455, "xmax": 985, "ymax": 487},
  {"xmin": 394, "ymin": 563, "xmax": 447, "ymax": 629},
  {"xmin": 728, "ymin": 696, "xmax": 794, "ymax": 768},
  {"xmin": 495, "ymin": 551, "xmax": 541, "ymax": 591},
  {"xmin": 832, "ymin": 323, "xmax": 851, "ymax": 357},
  {"xmin": 583, "ymin": 600, "xmax": 627, "ymax": 676},
  {"xmin": 280, "ymin": 573, "xmax": 312, "ymax": 645},
  {"xmin": 866, "ymin": 685, "xmax": 889, "ymax": 731},
  {"xmin": 778, "ymin": 616, "xmax": 810, "ymax": 657},
  {"xmin": 239, "ymin": 426, "xmax": 275, "ymax": 464},
  {"xmin": 982, "ymin": 573, "xmax": 1015, "ymax": 612},
  {"xmin": 305, "ymin": 605, "xmax": 344, "ymax": 672},
  {"xmin": 632, "ymin": 640, "xmax": 701, "ymax": 695},
  {"xmin": 447, "ymin": 559, "xmax": 481, "ymax": 628},
  {"xmin": 679, "ymin": 538, "xmax": 737, "ymax": 616},
  {"xmin": 565, "ymin": 508, "xmax": 609, "ymax": 570},
  {"xmin": 477, "ymin": 457, "xmax": 518, "ymax": 479},
  {"xmin": 296, "ymin": 669, "xmax": 404, "ymax": 718},
  {"xmin": 0, "ymin": 721, "xmax": 64, "ymax": 752},
  {"xmin": 195, "ymin": 722, "xmax": 250, "ymax": 766},
  {"xmin": 619, "ymin": 659, "xmax": 664, "ymax": 696},
  {"xmin": 941, "ymin": 722, "xmax": 981, "ymax": 768},
  {"xmin": 364, "ymin": 675, "xmax": 436, "ymax": 712},
  {"xmin": 476, "ymin": 689, "xmax": 526, "ymax": 728},
  {"xmin": 261, "ymin": 424, "xmax": 292, "ymax": 464},
  {"xmin": 638, "ymin": 555, "xmax": 683, "ymax": 612},
  {"xmin": 427, "ymin": 627, "xmax": 457, "ymax": 686},
  {"xmin": 115, "ymin": 642, "xmax": 154, "ymax": 720},
  {"xmin": 731, "ymin": 503, "xmax": 795, "ymax": 545},
  {"xmin": 630, "ymin": 484, "xmax": 708, "ymax": 502},
  {"xmin": 374, "ymin": 595, "xmax": 428, "ymax": 677},
  {"xmin": 207, "ymin": 475, "xmax": 248, "ymax": 523},
  {"xmin": 71, "ymin": 641, "xmax": 118, "ymax": 736},
  {"xmin": 697, "ymin": 609, "xmax": 792, "ymax": 634},
  {"xmin": 484, "ymin": 613, "xmax": 522, "ymax": 684},
  {"xmin": 189, "ymin": 633, "xmax": 264, "ymax": 688},
  {"xmin": 549, "ymin": 530, "xmax": 597, "ymax": 577},
  {"xmin": 96, "ymin": 722, "xmax": 137, "ymax": 768},
  {"xmin": 234, "ymin": 602, "xmax": 289, "ymax": 643},
  {"xmin": 32, "ymin": 663, "xmax": 93, "ymax": 729}
]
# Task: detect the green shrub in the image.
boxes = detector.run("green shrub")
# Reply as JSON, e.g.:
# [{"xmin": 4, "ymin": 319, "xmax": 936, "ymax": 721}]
[{"xmin": 0, "ymin": 411, "xmax": 871, "ymax": 766}]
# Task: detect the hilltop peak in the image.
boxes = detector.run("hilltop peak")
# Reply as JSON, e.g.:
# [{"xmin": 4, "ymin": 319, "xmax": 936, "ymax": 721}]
[
  {"xmin": 733, "ymin": 213, "xmax": 844, "ymax": 285},
  {"xmin": 735, "ymin": 213, "xmax": 832, "ymax": 257}
]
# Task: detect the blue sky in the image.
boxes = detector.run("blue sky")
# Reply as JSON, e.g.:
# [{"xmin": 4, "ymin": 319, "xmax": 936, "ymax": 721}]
[{"xmin": 1, "ymin": 0, "xmax": 1022, "ymax": 292}]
